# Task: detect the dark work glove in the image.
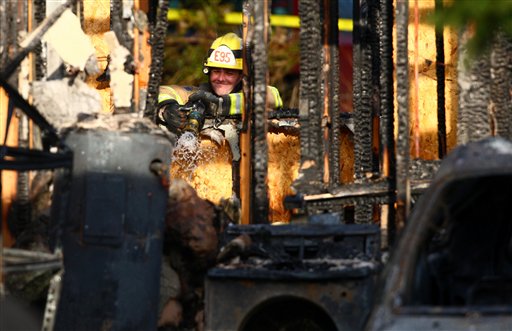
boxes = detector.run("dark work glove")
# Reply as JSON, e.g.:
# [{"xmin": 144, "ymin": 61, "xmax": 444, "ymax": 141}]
[
  {"xmin": 188, "ymin": 90, "xmax": 229, "ymax": 117},
  {"xmin": 158, "ymin": 100, "xmax": 188, "ymax": 134}
]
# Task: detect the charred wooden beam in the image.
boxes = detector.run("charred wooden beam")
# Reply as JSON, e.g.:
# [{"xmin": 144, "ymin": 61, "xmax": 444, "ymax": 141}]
[
  {"xmin": 457, "ymin": 29, "xmax": 491, "ymax": 144},
  {"xmin": 353, "ymin": 0, "xmax": 381, "ymax": 224},
  {"xmin": 294, "ymin": 0, "xmax": 324, "ymax": 194},
  {"xmin": 490, "ymin": 31, "xmax": 512, "ymax": 140},
  {"xmin": 395, "ymin": 0, "xmax": 410, "ymax": 230},
  {"xmin": 353, "ymin": 0, "xmax": 374, "ymax": 181},
  {"xmin": 378, "ymin": 0, "xmax": 396, "ymax": 243},
  {"xmin": 285, "ymin": 177, "xmax": 430, "ymax": 219},
  {"xmin": 239, "ymin": 0, "xmax": 253, "ymax": 224},
  {"xmin": 322, "ymin": 0, "xmax": 341, "ymax": 188},
  {"xmin": 250, "ymin": 0, "xmax": 270, "ymax": 224},
  {"xmin": 435, "ymin": 0, "xmax": 447, "ymax": 158},
  {"xmin": 144, "ymin": 0, "xmax": 168, "ymax": 121}
]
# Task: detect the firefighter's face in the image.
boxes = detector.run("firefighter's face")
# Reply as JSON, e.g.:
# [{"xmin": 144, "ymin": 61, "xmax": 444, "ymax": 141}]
[{"xmin": 209, "ymin": 68, "xmax": 243, "ymax": 96}]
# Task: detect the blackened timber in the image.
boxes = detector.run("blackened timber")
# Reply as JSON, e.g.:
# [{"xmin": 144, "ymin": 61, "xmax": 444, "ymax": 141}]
[
  {"xmin": 295, "ymin": 0, "xmax": 324, "ymax": 193},
  {"xmin": 322, "ymin": 0, "xmax": 341, "ymax": 188},
  {"xmin": 144, "ymin": 0, "xmax": 168, "ymax": 120},
  {"xmin": 251, "ymin": 0, "xmax": 269, "ymax": 223},
  {"xmin": 34, "ymin": 0, "xmax": 47, "ymax": 80},
  {"xmin": 395, "ymin": 0, "xmax": 410, "ymax": 228},
  {"xmin": 239, "ymin": 0, "xmax": 253, "ymax": 224},
  {"xmin": 353, "ymin": 0, "xmax": 374, "ymax": 181},
  {"xmin": 16, "ymin": 0, "xmax": 31, "ymax": 238},
  {"xmin": 291, "ymin": 180, "xmax": 393, "ymax": 216},
  {"xmin": 435, "ymin": 0, "xmax": 447, "ymax": 158},
  {"xmin": 379, "ymin": 0, "xmax": 396, "ymax": 243},
  {"xmin": 490, "ymin": 31, "xmax": 512, "ymax": 140},
  {"xmin": 285, "ymin": 179, "xmax": 429, "ymax": 216},
  {"xmin": 457, "ymin": 28, "xmax": 491, "ymax": 144},
  {"xmin": 353, "ymin": 0, "xmax": 378, "ymax": 224}
]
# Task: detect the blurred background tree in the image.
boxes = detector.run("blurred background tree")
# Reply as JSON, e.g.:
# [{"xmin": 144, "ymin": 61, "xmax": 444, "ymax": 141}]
[
  {"xmin": 429, "ymin": 0, "xmax": 512, "ymax": 58},
  {"xmin": 428, "ymin": 0, "xmax": 512, "ymax": 144}
]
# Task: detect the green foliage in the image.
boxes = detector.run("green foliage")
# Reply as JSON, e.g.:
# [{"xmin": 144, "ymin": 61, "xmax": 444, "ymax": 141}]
[{"xmin": 428, "ymin": 0, "xmax": 512, "ymax": 57}]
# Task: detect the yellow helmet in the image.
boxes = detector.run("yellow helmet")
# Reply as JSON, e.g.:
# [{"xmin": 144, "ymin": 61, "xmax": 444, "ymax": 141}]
[{"xmin": 203, "ymin": 33, "xmax": 243, "ymax": 74}]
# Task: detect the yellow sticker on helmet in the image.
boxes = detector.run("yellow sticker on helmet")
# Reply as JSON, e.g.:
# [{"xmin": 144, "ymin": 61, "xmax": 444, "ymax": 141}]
[{"xmin": 209, "ymin": 45, "xmax": 237, "ymax": 66}]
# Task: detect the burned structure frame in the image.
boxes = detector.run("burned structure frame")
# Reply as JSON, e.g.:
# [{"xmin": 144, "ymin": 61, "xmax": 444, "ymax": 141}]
[{"xmin": 242, "ymin": 0, "xmax": 450, "ymax": 247}]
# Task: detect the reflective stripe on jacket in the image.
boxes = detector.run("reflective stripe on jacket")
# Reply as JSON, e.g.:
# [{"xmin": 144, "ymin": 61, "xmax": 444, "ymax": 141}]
[{"xmin": 158, "ymin": 84, "xmax": 283, "ymax": 115}]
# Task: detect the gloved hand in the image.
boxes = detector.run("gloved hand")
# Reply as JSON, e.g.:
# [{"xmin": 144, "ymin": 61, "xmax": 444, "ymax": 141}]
[
  {"xmin": 188, "ymin": 90, "xmax": 229, "ymax": 117},
  {"xmin": 157, "ymin": 100, "xmax": 188, "ymax": 134}
]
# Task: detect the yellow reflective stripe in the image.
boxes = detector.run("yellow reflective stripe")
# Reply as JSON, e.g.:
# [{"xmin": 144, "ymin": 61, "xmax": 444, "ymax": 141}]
[
  {"xmin": 269, "ymin": 86, "xmax": 283, "ymax": 109},
  {"xmin": 228, "ymin": 93, "xmax": 243, "ymax": 115},
  {"xmin": 169, "ymin": 10, "xmax": 353, "ymax": 32},
  {"xmin": 158, "ymin": 86, "xmax": 184, "ymax": 105}
]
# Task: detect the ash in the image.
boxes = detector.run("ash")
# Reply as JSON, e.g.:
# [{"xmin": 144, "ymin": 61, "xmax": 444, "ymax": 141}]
[{"xmin": 218, "ymin": 257, "xmax": 377, "ymax": 272}]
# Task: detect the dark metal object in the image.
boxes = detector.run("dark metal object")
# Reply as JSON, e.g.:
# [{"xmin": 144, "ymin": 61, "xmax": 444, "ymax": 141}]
[
  {"xmin": 206, "ymin": 223, "xmax": 381, "ymax": 331},
  {"xmin": 2, "ymin": 248, "xmax": 62, "ymax": 273},
  {"xmin": 51, "ymin": 125, "xmax": 173, "ymax": 331},
  {"xmin": 366, "ymin": 137, "xmax": 512, "ymax": 331}
]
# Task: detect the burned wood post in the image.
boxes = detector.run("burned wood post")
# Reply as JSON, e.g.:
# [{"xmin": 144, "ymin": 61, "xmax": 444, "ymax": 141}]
[
  {"xmin": 251, "ymin": 0, "xmax": 270, "ymax": 224},
  {"xmin": 294, "ymin": 0, "xmax": 324, "ymax": 194},
  {"xmin": 322, "ymin": 0, "xmax": 342, "ymax": 189},
  {"xmin": 377, "ymin": 0, "xmax": 396, "ymax": 244},
  {"xmin": 239, "ymin": 0, "xmax": 270, "ymax": 224},
  {"xmin": 395, "ymin": 0, "xmax": 411, "ymax": 230}
]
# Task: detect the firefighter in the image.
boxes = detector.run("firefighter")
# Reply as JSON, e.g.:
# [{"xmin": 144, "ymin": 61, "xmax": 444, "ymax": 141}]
[{"xmin": 156, "ymin": 32, "xmax": 283, "ymax": 136}]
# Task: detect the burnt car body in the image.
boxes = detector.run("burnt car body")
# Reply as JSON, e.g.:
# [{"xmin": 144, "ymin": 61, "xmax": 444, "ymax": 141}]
[
  {"xmin": 365, "ymin": 137, "xmax": 512, "ymax": 331},
  {"xmin": 206, "ymin": 223, "xmax": 382, "ymax": 331}
]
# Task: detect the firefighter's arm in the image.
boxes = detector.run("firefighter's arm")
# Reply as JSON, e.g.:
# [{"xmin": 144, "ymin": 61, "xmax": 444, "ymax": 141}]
[
  {"xmin": 157, "ymin": 85, "xmax": 196, "ymax": 134},
  {"xmin": 188, "ymin": 86, "xmax": 283, "ymax": 117},
  {"xmin": 225, "ymin": 86, "xmax": 283, "ymax": 116},
  {"xmin": 226, "ymin": 86, "xmax": 283, "ymax": 115}
]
